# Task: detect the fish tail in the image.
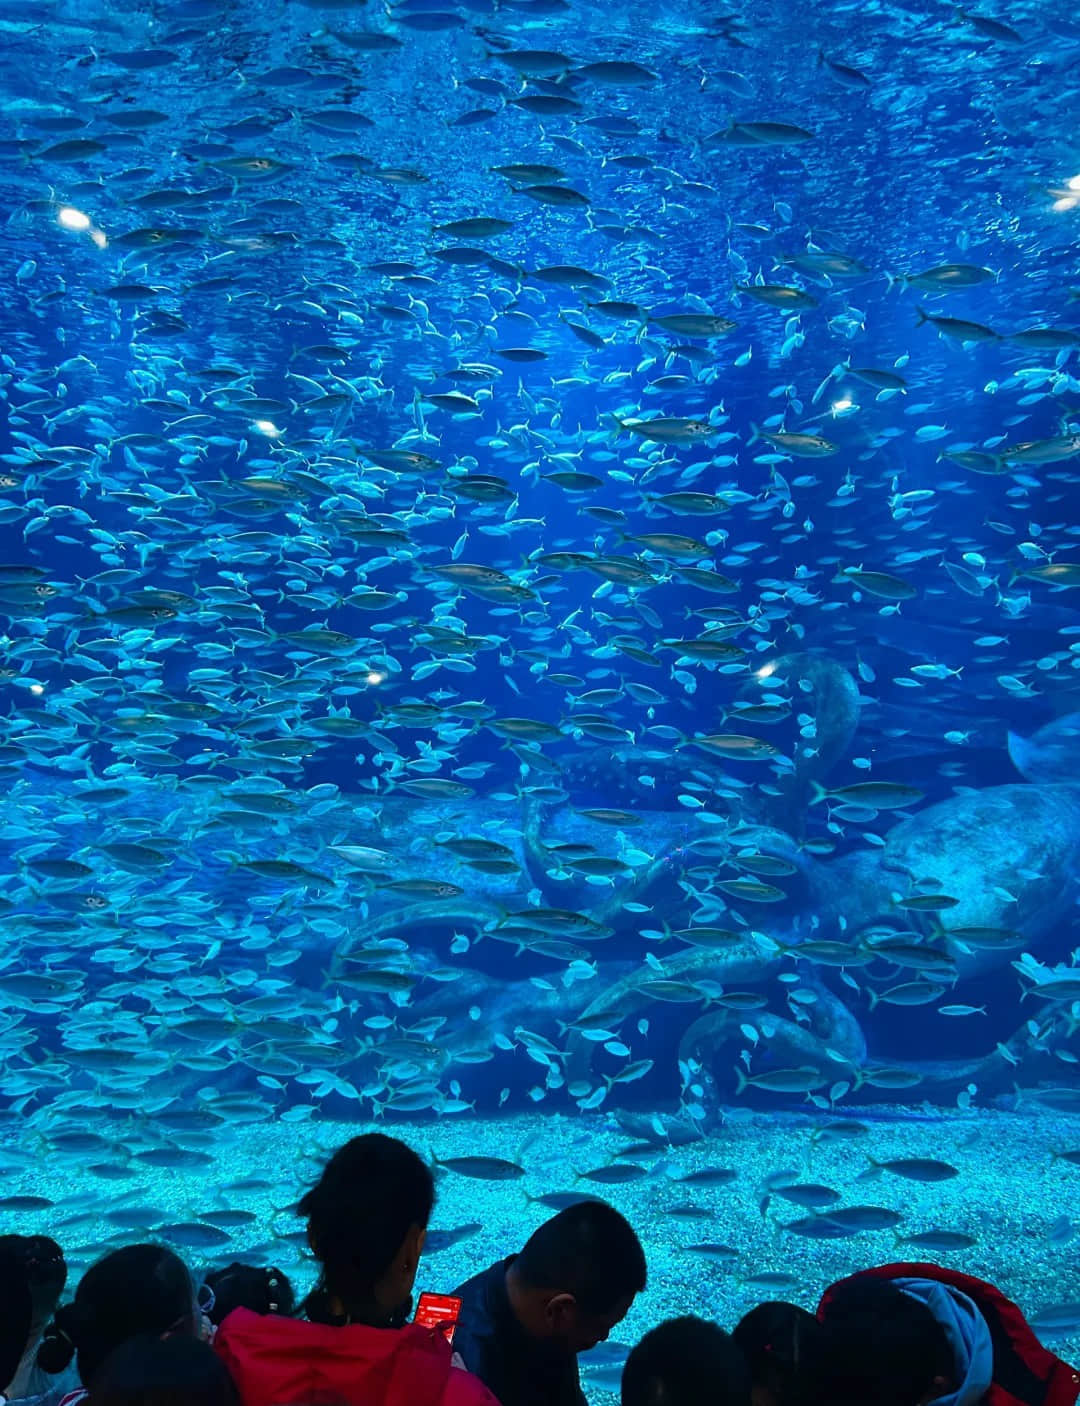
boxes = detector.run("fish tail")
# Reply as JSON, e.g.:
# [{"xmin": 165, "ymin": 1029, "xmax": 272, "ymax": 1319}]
[
  {"xmin": 608, "ymin": 414, "xmax": 628, "ymax": 437},
  {"xmin": 914, "ymin": 306, "xmax": 931, "ymax": 327},
  {"xmin": 867, "ymin": 987, "xmax": 880, "ymax": 1011},
  {"xmin": 809, "ymin": 780, "xmax": 829, "ymax": 806},
  {"xmin": 748, "ymin": 421, "xmax": 761, "ymax": 445},
  {"xmin": 734, "ymin": 1065, "xmax": 748, "ymax": 1095}
]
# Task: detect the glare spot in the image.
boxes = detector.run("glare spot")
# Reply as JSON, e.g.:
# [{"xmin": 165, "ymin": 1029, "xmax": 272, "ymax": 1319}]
[
  {"xmin": 252, "ymin": 419, "xmax": 281, "ymax": 437},
  {"xmin": 755, "ymin": 662, "xmax": 778, "ymax": 679},
  {"xmin": 28, "ymin": 683, "xmax": 45, "ymax": 696},
  {"xmin": 831, "ymin": 397, "xmax": 854, "ymax": 413},
  {"xmin": 57, "ymin": 206, "xmax": 91, "ymax": 231},
  {"xmin": 1069, "ymin": 174, "xmax": 1080, "ymax": 192},
  {"xmin": 365, "ymin": 671, "xmax": 386, "ymax": 686},
  {"xmin": 89, "ymin": 228, "xmax": 108, "ymax": 249}
]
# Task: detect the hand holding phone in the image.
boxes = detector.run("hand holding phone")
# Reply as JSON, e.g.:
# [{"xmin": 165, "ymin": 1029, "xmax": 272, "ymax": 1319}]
[{"xmin": 414, "ymin": 1291, "xmax": 462, "ymax": 1347}]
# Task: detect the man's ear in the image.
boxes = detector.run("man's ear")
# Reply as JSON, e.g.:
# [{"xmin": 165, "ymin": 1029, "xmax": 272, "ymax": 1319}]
[{"xmin": 544, "ymin": 1293, "xmax": 578, "ymax": 1332}]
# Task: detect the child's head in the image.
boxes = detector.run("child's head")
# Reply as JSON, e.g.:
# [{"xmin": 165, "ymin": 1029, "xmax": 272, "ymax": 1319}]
[
  {"xmin": 622, "ymin": 1317, "xmax": 752, "ymax": 1406},
  {"xmin": 732, "ymin": 1302, "xmax": 821, "ymax": 1406},
  {"xmin": 808, "ymin": 1281, "xmax": 955, "ymax": 1406},
  {"xmin": 199, "ymin": 1264, "xmax": 294, "ymax": 1328}
]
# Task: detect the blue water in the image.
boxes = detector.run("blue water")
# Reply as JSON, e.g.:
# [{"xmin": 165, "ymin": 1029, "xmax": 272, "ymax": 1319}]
[{"xmin": 1, "ymin": 0, "xmax": 1079, "ymax": 1179}]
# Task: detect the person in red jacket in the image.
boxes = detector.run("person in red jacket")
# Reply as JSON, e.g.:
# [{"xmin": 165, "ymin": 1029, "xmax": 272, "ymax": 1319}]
[{"xmin": 214, "ymin": 1133, "xmax": 499, "ymax": 1406}]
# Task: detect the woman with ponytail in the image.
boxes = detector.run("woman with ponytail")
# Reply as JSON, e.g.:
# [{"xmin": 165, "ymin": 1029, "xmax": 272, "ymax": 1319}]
[
  {"xmin": 213, "ymin": 1134, "xmax": 499, "ymax": 1406},
  {"xmin": 38, "ymin": 1245, "xmax": 205, "ymax": 1406}
]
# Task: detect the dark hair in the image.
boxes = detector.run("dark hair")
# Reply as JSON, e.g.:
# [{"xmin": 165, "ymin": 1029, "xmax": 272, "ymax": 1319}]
[
  {"xmin": 87, "ymin": 1334, "xmax": 238, "ymax": 1406},
  {"xmin": 516, "ymin": 1201, "xmax": 646, "ymax": 1315},
  {"xmin": 0, "ymin": 1243, "xmax": 34, "ymax": 1392},
  {"xmin": 622, "ymin": 1317, "xmax": 752, "ymax": 1406},
  {"xmin": 38, "ymin": 1245, "xmax": 195, "ymax": 1388},
  {"xmin": 0, "ymin": 1235, "xmax": 66, "ymax": 1316},
  {"xmin": 200, "ymin": 1263, "xmax": 295, "ymax": 1327},
  {"xmin": 808, "ymin": 1280, "xmax": 955, "ymax": 1406},
  {"xmin": 733, "ymin": 1302, "xmax": 821, "ymax": 1406},
  {"xmin": 298, "ymin": 1134, "xmax": 434, "ymax": 1321}
]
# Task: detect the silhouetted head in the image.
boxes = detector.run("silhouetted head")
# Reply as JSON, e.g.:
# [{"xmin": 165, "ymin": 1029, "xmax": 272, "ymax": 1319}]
[
  {"xmin": 298, "ymin": 1133, "xmax": 434, "ymax": 1328},
  {"xmin": 808, "ymin": 1280, "xmax": 955, "ymax": 1406},
  {"xmin": 37, "ymin": 1245, "xmax": 197, "ymax": 1389},
  {"xmin": 622, "ymin": 1317, "xmax": 752, "ymax": 1406},
  {"xmin": 87, "ymin": 1334, "xmax": 239, "ymax": 1406},
  {"xmin": 733, "ymin": 1301, "xmax": 821, "ymax": 1406},
  {"xmin": 0, "ymin": 1241, "xmax": 35, "ymax": 1392},
  {"xmin": 507, "ymin": 1200, "xmax": 647, "ymax": 1354},
  {"xmin": 200, "ymin": 1263, "xmax": 295, "ymax": 1328},
  {"xmin": 0, "ymin": 1234, "xmax": 66, "ymax": 1329}
]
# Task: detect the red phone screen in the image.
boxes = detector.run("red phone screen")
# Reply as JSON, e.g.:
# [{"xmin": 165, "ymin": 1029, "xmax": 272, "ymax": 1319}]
[{"xmin": 414, "ymin": 1291, "xmax": 462, "ymax": 1346}]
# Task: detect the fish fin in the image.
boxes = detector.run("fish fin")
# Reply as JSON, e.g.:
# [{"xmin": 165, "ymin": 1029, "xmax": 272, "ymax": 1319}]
[
  {"xmin": 748, "ymin": 421, "xmax": 761, "ymax": 445},
  {"xmin": 733, "ymin": 1065, "xmax": 748, "ymax": 1095},
  {"xmin": 809, "ymin": 780, "xmax": 829, "ymax": 805},
  {"xmin": 1006, "ymin": 729, "xmax": 1030, "ymax": 777},
  {"xmin": 867, "ymin": 987, "xmax": 880, "ymax": 1011},
  {"xmin": 915, "ymin": 306, "xmax": 930, "ymax": 327}
]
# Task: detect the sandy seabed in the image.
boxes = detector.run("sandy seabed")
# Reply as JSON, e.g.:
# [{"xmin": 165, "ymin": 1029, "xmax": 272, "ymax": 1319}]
[{"xmin": 4, "ymin": 1104, "xmax": 1079, "ymax": 1402}]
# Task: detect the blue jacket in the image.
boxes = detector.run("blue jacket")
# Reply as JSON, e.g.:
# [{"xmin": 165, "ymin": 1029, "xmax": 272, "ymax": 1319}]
[{"xmin": 452, "ymin": 1258, "xmax": 587, "ymax": 1406}]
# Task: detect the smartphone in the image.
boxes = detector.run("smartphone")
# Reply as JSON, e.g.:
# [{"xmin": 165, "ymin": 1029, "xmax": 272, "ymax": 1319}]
[{"xmin": 414, "ymin": 1291, "xmax": 463, "ymax": 1346}]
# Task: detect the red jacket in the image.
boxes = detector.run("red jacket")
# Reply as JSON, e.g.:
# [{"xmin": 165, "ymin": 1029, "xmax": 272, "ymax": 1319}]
[
  {"xmin": 819, "ymin": 1263, "xmax": 1080, "ymax": 1406},
  {"xmin": 214, "ymin": 1307, "xmax": 501, "ymax": 1406}
]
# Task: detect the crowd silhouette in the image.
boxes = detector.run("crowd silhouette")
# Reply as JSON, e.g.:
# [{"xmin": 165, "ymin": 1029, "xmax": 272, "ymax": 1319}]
[{"xmin": 1, "ymin": 1135, "xmax": 1076, "ymax": 1406}]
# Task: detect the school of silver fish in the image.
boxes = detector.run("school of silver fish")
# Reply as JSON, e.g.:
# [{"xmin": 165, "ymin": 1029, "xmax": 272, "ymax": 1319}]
[{"xmin": 0, "ymin": 0, "xmax": 1078, "ymax": 1257}]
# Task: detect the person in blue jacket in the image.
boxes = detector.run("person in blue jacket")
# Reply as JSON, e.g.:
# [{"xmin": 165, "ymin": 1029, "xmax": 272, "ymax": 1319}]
[{"xmin": 453, "ymin": 1200, "xmax": 646, "ymax": 1406}]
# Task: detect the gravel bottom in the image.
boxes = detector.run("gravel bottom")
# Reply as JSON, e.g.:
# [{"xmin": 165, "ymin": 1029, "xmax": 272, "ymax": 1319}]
[{"xmin": 5, "ymin": 1103, "xmax": 1079, "ymax": 1402}]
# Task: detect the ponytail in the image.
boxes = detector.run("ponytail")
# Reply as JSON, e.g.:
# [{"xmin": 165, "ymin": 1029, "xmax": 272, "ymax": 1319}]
[{"xmin": 37, "ymin": 1303, "xmax": 79, "ymax": 1375}]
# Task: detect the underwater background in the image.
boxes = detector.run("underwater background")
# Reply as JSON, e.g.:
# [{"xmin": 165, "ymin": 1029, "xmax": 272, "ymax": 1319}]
[{"xmin": 1, "ymin": 0, "xmax": 1080, "ymax": 1388}]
